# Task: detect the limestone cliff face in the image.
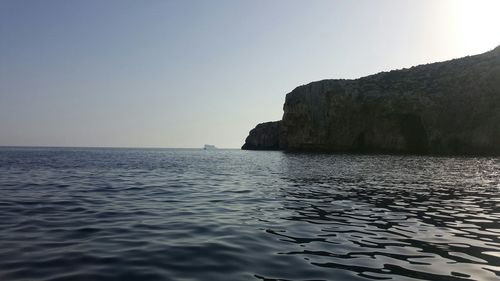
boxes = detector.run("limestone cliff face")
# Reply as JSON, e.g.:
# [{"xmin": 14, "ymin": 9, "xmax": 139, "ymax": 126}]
[
  {"xmin": 242, "ymin": 46, "xmax": 500, "ymax": 155},
  {"xmin": 241, "ymin": 121, "xmax": 280, "ymax": 150}
]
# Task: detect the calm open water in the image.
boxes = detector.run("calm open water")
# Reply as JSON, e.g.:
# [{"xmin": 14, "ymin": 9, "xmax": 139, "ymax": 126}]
[{"xmin": 0, "ymin": 147, "xmax": 499, "ymax": 281}]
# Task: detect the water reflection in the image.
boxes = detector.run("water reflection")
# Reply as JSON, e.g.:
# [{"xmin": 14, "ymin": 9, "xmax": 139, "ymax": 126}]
[
  {"xmin": 261, "ymin": 153, "xmax": 500, "ymax": 280},
  {"xmin": 0, "ymin": 148, "xmax": 499, "ymax": 281}
]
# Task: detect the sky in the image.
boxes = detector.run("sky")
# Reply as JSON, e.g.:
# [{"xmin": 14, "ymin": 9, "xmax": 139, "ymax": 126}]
[{"xmin": 1, "ymin": 0, "xmax": 499, "ymax": 148}]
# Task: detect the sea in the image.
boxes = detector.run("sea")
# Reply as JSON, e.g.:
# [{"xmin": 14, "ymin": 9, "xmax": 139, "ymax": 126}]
[{"xmin": 0, "ymin": 147, "xmax": 499, "ymax": 281}]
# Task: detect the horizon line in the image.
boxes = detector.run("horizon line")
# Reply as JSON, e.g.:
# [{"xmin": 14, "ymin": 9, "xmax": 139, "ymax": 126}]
[{"xmin": 0, "ymin": 145, "xmax": 240, "ymax": 150}]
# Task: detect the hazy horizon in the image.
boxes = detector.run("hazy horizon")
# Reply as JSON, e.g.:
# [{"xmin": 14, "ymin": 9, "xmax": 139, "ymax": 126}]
[{"xmin": 1, "ymin": 0, "xmax": 499, "ymax": 148}]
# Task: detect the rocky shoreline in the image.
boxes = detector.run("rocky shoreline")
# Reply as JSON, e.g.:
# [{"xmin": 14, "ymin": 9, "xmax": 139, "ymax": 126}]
[{"xmin": 242, "ymin": 46, "xmax": 500, "ymax": 155}]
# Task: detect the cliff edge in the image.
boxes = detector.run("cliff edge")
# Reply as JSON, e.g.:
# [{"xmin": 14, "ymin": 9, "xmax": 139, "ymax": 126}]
[
  {"xmin": 242, "ymin": 46, "xmax": 500, "ymax": 155},
  {"xmin": 241, "ymin": 121, "xmax": 280, "ymax": 150}
]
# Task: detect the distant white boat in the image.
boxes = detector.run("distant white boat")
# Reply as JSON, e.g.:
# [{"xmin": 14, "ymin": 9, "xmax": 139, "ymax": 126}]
[{"xmin": 203, "ymin": 144, "xmax": 217, "ymax": 150}]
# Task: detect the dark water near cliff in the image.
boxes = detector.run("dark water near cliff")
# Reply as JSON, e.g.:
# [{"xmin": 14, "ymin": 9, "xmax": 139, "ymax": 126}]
[{"xmin": 0, "ymin": 147, "xmax": 499, "ymax": 281}]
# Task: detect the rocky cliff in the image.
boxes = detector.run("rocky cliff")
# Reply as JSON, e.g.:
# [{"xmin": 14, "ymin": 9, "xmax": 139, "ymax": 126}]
[
  {"xmin": 241, "ymin": 121, "xmax": 280, "ymax": 150},
  {"xmin": 242, "ymin": 46, "xmax": 500, "ymax": 155}
]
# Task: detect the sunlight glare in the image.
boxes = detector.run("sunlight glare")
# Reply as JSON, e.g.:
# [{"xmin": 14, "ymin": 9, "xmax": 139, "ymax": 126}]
[{"xmin": 450, "ymin": 0, "xmax": 500, "ymax": 54}]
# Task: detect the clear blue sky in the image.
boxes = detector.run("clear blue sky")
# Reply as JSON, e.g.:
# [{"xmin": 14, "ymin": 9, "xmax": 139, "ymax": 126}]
[{"xmin": 1, "ymin": 0, "xmax": 499, "ymax": 148}]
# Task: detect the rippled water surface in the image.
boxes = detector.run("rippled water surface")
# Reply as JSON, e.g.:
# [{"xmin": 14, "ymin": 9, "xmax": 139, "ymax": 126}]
[{"xmin": 0, "ymin": 147, "xmax": 499, "ymax": 281}]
